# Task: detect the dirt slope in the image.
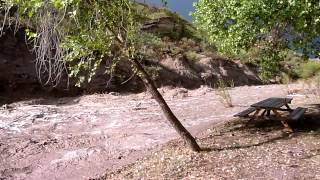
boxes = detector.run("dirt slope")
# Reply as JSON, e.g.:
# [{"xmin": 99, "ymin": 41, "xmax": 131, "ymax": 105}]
[{"xmin": 0, "ymin": 27, "xmax": 261, "ymax": 106}]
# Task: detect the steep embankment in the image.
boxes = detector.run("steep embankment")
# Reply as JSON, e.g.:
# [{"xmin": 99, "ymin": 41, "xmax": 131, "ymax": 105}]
[{"xmin": 0, "ymin": 6, "xmax": 261, "ymax": 104}]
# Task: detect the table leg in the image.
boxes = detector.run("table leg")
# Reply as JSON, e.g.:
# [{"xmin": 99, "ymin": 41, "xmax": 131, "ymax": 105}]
[
  {"xmin": 252, "ymin": 109, "xmax": 262, "ymax": 118},
  {"xmin": 272, "ymin": 110, "xmax": 293, "ymax": 133},
  {"xmin": 246, "ymin": 109, "xmax": 262, "ymax": 126},
  {"xmin": 266, "ymin": 110, "xmax": 271, "ymax": 116},
  {"xmin": 285, "ymin": 104, "xmax": 293, "ymax": 112},
  {"xmin": 280, "ymin": 121, "xmax": 293, "ymax": 133}
]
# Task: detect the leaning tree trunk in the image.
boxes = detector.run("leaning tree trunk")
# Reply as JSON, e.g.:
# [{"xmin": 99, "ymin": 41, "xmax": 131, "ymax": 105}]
[{"xmin": 131, "ymin": 58, "xmax": 201, "ymax": 152}]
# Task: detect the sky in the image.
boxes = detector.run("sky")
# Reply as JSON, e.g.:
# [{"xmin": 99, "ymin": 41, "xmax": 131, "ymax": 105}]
[{"xmin": 137, "ymin": 0, "xmax": 197, "ymax": 21}]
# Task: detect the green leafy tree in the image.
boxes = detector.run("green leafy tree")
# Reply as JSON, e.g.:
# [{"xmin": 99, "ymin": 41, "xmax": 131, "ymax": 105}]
[
  {"xmin": 193, "ymin": 0, "xmax": 320, "ymax": 80},
  {"xmin": 0, "ymin": 0, "xmax": 201, "ymax": 151}
]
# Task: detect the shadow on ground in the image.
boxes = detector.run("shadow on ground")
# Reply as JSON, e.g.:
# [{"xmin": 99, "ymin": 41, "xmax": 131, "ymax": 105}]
[{"xmin": 201, "ymin": 103, "xmax": 320, "ymax": 152}]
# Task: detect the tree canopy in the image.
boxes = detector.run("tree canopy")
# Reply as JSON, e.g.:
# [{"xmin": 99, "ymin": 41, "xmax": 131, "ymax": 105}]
[
  {"xmin": 1, "ymin": 0, "xmax": 138, "ymax": 86},
  {"xmin": 193, "ymin": 0, "xmax": 320, "ymax": 57},
  {"xmin": 192, "ymin": 0, "xmax": 320, "ymax": 80}
]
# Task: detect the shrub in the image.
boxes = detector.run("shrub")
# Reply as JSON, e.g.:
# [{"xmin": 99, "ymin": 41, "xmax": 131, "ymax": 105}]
[
  {"xmin": 184, "ymin": 51, "xmax": 200, "ymax": 61},
  {"xmin": 280, "ymin": 50, "xmax": 306, "ymax": 79},
  {"xmin": 299, "ymin": 61, "xmax": 320, "ymax": 79},
  {"xmin": 140, "ymin": 32, "xmax": 166, "ymax": 49},
  {"xmin": 237, "ymin": 46, "xmax": 282, "ymax": 82},
  {"xmin": 215, "ymin": 78, "xmax": 233, "ymax": 107}
]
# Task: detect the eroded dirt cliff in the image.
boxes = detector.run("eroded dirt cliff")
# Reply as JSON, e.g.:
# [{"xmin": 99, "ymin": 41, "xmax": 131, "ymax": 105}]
[{"xmin": 0, "ymin": 28, "xmax": 261, "ymax": 105}]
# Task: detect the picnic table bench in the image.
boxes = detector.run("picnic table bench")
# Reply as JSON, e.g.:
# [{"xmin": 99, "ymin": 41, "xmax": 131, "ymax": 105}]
[{"xmin": 234, "ymin": 97, "xmax": 307, "ymax": 132}]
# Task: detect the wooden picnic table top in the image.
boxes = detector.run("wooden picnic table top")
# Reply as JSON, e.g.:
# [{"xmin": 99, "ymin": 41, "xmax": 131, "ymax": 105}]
[
  {"xmin": 251, "ymin": 97, "xmax": 293, "ymax": 109},
  {"xmin": 234, "ymin": 97, "xmax": 306, "ymax": 132}
]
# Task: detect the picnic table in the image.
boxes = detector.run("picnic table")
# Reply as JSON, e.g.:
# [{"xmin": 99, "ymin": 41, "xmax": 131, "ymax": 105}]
[{"xmin": 234, "ymin": 97, "xmax": 307, "ymax": 132}]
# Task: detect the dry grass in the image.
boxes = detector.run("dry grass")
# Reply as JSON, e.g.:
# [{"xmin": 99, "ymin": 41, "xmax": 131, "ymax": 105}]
[
  {"xmin": 300, "ymin": 78, "xmax": 320, "ymax": 100},
  {"xmin": 99, "ymin": 107, "xmax": 320, "ymax": 180},
  {"xmin": 215, "ymin": 78, "xmax": 234, "ymax": 107}
]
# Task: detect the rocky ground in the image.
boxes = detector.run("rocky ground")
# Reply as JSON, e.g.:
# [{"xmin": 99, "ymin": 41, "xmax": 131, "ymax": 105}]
[
  {"xmin": 104, "ymin": 117, "xmax": 320, "ymax": 180},
  {"xmin": 0, "ymin": 83, "xmax": 319, "ymax": 180}
]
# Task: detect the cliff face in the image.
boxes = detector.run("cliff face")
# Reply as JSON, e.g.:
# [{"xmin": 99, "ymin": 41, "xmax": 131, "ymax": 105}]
[
  {"xmin": 0, "ymin": 29, "xmax": 40, "ymax": 101},
  {"xmin": 0, "ymin": 28, "xmax": 82, "ymax": 103},
  {"xmin": 0, "ymin": 21, "xmax": 261, "ymax": 104}
]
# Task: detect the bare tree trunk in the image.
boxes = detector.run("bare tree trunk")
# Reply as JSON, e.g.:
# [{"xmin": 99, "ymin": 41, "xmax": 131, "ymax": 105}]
[
  {"xmin": 131, "ymin": 58, "xmax": 201, "ymax": 152},
  {"xmin": 105, "ymin": 26, "xmax": 200, "ymax": 151}
]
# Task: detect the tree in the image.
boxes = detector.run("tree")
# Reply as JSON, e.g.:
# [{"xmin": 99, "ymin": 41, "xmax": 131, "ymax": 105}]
[
  {"xmin": 0, "ymin": 0, "xmax": 201, "ymax": 151},
  {"xmin": 193, "ymin": 0, "xmax": 320, "ymax": 80}
]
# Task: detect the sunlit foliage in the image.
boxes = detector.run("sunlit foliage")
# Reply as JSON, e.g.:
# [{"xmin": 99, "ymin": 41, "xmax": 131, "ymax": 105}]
[
  {"xmin": 1, "ymin": 0, "xmax": 137, "ymax": 86},
  {"xmin": 193, "ymin": 0, "xmax": 320, "ymax": 80}
]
